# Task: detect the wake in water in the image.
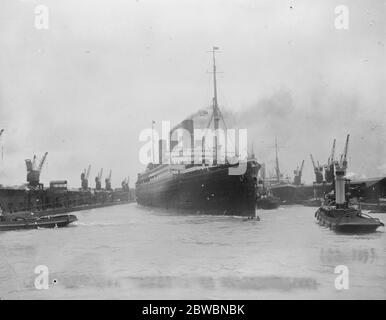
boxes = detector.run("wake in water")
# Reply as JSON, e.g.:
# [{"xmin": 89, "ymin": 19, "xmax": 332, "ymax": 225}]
[
  {"xmin": 0, "ymin": 205, "xmax": 384, "ymax": 299},
  {"xmin": 75, "ymin": 221, "xmax": 123, "ymax": 227}
]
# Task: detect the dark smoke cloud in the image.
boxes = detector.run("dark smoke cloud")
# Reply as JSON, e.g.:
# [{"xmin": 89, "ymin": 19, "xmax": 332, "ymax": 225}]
[
  {"xmin": 0, "ymin": 0, "xmax": 385, "ymax": 186},
  {"xmin": 226, "ymin": 88, "xmax": 385, "ymax": 182}
]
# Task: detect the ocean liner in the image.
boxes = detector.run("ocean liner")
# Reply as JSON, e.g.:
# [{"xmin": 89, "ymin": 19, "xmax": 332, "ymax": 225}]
[{"xmin": 135, "ymin": 48, "xmax": 260, "ymax": 217}]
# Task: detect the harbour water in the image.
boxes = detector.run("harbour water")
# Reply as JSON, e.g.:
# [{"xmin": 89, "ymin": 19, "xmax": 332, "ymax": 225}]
[{"xmin": 0, "ymin": 203, "xmax": 385, "ymax": 299}]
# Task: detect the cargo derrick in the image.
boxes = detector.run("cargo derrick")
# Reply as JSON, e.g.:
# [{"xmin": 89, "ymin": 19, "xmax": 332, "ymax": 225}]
[
  {"xmin": 25, "ymin": 152, "xmax": 48, "ymax": 189},
  {"xmin": 105, "ymin": 170, "xmax": 112, "ymax": 191},
  {"xmin": 95, "ymin": 168, "xmax": 103, "ymax": 190},
  {"xmin": 81, "ymin": 165, "xmax": 91, "ymax": 190},
  {"xmin": 310, "ymin": 154, "xmax": 323, "ymax": 184},
  {"xmin": 324, "ymin": 139, "xmax": 336, "ymax": 183},
  {"xmin": 293, "ymin": 160, "xmax": 304, "ymax": 186}
]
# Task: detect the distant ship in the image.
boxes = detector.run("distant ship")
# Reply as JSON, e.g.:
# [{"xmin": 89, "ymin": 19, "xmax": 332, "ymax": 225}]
[
  {"xmin": 267, "ymin": 139, "xmax": 334, "ymax": 204},
  {"xmin": 265, "ymin": 138, "xmax": 305, "ymax": 204},
  {"xmin": 135, "ymin": 48, "xmax": 260, "ymax": 217}
]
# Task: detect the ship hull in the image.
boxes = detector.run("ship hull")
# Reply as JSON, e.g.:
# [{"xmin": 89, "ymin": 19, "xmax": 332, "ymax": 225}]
[
  {"xmin": 257, "ymin": 197, "xmax": 280, "ymax": 210},
  {"xmin": 315, "ymin": 206, "xmax": 384, "ymax": 233},
  {"xmin": 269, "ymin": 184, "xmax": 298, "ymax": 204},
  {"xmin": 269, "ymin": 183, "xmax": 333, "ymax": 204},
  {"xmin": 0, "ymin": 214, "xmax": 78, "ymax": 231},
  {"xmin": 136, "ymin": 161, "xmax": 260, "ymax": 217},
  {"xmin": 0, "ymin": 187, "xmax": 135, "ymax": 215}
]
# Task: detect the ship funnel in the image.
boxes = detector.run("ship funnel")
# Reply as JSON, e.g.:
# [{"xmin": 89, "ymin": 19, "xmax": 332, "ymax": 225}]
[
  {"xmin": 335, "ymin": 171, "xmax": 346, "ymax": 205},
  {"xmin": 169, "ymin": 119, "xmax": 194, "ymax": 165},
  {"xmin": 158, "ymin": 139, "xmax": 167, "ymax": 164},
  {"xmin": 335, "ymin": 134, "xmax": 350, "ymax": 208}
]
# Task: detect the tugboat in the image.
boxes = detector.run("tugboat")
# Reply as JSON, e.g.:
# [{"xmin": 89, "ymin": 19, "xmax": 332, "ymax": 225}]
[
  {"xmin": 255, "ymin": 152, "xmax": 280, "ymax": 210},
  {"xmin": 256, "ymin": 179, "xmax": 280, "ymax": 209},
  {"xmin": 315, "ymin": 134, "xmax": 384, "ymax": 233},
  {"xmin": 0, "ymin": 212, "xmax": 77, "ymax": 231}
]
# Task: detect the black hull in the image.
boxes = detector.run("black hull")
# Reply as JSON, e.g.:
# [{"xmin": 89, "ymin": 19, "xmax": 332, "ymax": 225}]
[
  {"xmin": 270, "ymin": 183, "xmax": 333, "ymax": 204},
  {"xmin": 257, "ymin": 198, "xmax": 280, "ymax": 210},
  {"xmin": 0, "ymin": 214, "xmax": 78, "ymax": 231},
  {"xmin": 10, "ymin": 200, "xmax": 133, "ymax": 218},
  {"xmin": 315, "ymin": 206, "xmax": 384, "ymax": 233},
  {"xmin": 269, "ymin": 184, "xmax": 298, "ymax": 204},
  {"xmin": 335, "ymin": 225, "xmax": 381, "ymax": 233},
  {"xmin": 0, "ymin": 187, "xmax": 135, "ymax": 215},
  {"xmin": 136, "ymin": 161, "xmax": 259, "ymax": 217}
]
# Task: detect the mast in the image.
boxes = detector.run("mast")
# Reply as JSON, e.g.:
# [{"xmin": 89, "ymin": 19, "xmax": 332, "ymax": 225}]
[
  {"xmin": 212, "ymin": 46, "xmax": 220, "ymax": 165},
  {"xmin": 275, "ymin": 137, "xmax": 280, "ymax": 182},
  {"xmin": 151, "ymin": 120, "xmax": 155, "ymax": 164}
]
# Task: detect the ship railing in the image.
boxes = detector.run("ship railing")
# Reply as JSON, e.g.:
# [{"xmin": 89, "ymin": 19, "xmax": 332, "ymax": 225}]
[{"xmin": 358, "ymin": 212, "xmax": 381, "ymax": 222}]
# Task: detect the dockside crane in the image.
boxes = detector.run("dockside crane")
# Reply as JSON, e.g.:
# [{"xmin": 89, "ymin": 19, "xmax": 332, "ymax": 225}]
[
  {"xmin": 275, "ymin": 137, "xmax": 281, "ymax": 183},
  {"xmin": 293, "ymin": 159, "xmax": 305, "ymax": 186},
  {"xmin": 86, "ymin": 165, "xmax": 91, "ymax": 180},
  {"xmin": 95, "ymin": 168, "xmax": 103, "ymax": 190},
  {"xmin": 334, "ymin": 134, "xmax": 350, "ymax": 208},
  {"xmin": 310, "ymin": 154, "xmax": 323, "ymax": 184},
  {"xmin": 324, "ymin": 139, "xmax": 336, "ymax": 183},
  {"xmin": 32, "ymin": 155, "xmax": 37, "ymax": 170},
  {"xmin": 329, "ymin": 139, "xmax": 336, "ymax": 165},
  {"xmin": 340, "ymin": 134, "xmax": 350, "ymax": 169},
  {"xmin": 38, "ymin": 152, "xmax": 48, "ymax": 173},
  {"xmin": 81, "ymin": 164, "xmax": 91, "ymax": 190},
  {"xmin": 25, "ymin": 152, "xmax": 48, "ymax": 189},
  {"xmin": 105, "ymin": 170, "xmax": 112, "ymax": 191}
]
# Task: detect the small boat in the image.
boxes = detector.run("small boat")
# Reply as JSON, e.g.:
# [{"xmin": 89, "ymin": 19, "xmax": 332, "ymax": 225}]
[
  {"xmin": 256, "ymin": 183, "xmax": 280, "ymax": 209},
  {"xmin": 315, "ymin": 205, "xmax": 384, "ymax": 233},
  {"xmin": 0, "ymin": 213, "xmax": 78, "ymax": 231},
  {"xmin": 257, "ymin": 195, "xmax": 280, "ymax": 209}
]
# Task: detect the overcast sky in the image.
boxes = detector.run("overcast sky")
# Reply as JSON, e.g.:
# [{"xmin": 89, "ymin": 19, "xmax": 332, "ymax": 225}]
[{"xmin": 0, "ymin": 0, "xmax": 385, "ymax": 187}]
